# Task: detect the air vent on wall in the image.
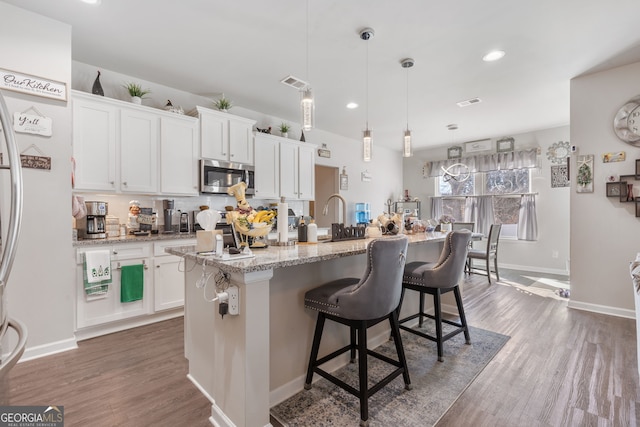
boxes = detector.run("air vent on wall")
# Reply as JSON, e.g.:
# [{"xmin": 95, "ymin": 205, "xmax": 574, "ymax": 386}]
[
  {"xmin": 457, "ymin": 97, "xmax": 482, "ymax": 107},
  {"xmin": 280, "ymin": 75, "xmax": 309, "ymax": 90}
]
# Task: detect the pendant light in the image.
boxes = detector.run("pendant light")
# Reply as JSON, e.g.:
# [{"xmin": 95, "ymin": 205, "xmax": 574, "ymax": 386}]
[
  {"xmin": 401, "ymin": 58, "xmax": 414, "ymax": 157},
  {"xmin": 360, "ymin": 28, "xmax": 374, "ymax": 162},
  {"xmin": 300, "ymin": 0, "xmax": 314, "ymax": 131}
]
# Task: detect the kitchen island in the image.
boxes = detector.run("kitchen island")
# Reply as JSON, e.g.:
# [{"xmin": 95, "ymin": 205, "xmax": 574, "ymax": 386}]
[{"xmin": 168, "ymin": 232, "xmax": 450, "ymax": 427}]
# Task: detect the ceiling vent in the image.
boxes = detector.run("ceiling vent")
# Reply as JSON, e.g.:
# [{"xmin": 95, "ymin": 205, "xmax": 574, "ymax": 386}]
[
  {"xmin": 456, "ymin": 97, "xmax": 482, "ymax": 107},
  {"xmin": 280, "ymin": 75, "xmax": 309, "ymax": 90}
]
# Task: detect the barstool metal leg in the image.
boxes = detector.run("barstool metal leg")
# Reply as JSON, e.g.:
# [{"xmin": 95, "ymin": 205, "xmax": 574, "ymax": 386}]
[
  {"xmin": 357, "ymin": 322, "xmax": 369, "ymax": 427},
  {"xmin": 418, "ymin": 292, "xmax": 425, "ymax": 327},
  {"xmin": 433, "ymin": 289, "xmax": 444, "ymax": 362},
  {"xmin": 304, "ymin": 313, "xmax": 326, "ymax": 389},
  {"xmin": 453, "ymin": 286, "xmax": 471, "ymax": 344},
  {"xmin": 350, "ymin": 326, "xmax": 357, "ymax": 362}
]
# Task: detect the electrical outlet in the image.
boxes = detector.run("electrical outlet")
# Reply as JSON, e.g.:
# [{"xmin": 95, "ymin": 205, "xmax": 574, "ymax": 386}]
[{"xmin": 228, "ymin": 286, "xmax": 239, "ymax": 315}]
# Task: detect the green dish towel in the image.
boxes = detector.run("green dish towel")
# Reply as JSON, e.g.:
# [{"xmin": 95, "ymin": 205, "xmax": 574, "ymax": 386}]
[{"xmin": 120, "ymin": 264, "xmax": 144, "ymax": 303}]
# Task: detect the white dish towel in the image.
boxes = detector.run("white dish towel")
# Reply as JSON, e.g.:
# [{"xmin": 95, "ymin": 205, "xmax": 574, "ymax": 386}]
[{"xmin": 85, "ymin": 250, "xmax": 111, "ymax": 284}]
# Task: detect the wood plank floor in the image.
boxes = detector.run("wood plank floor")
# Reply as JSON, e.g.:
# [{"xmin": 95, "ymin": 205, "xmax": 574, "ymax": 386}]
[{"xmin": 2, "ymin": 269, "xmax": 639, "ymax": 426}]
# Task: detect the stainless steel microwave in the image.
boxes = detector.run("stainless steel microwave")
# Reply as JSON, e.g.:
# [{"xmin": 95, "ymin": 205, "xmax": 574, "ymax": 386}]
[{"xmin": 200, "ymin": 159, "xmax": 255, "ymax": 195}]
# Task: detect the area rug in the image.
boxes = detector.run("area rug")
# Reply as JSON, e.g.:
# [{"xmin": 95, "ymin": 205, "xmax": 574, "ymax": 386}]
[{"xmin": 271, "ymin": 325, "xmax": 509, "ymax": 427}]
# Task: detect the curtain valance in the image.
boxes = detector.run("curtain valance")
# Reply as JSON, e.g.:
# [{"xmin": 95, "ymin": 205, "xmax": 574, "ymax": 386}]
[{"xmin": 423, "ymin": 148, "xmax": 538, "ymax": 177}]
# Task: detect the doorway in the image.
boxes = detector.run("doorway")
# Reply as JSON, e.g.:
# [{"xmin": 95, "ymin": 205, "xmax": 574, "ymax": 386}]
[{"xmin": 313, "ymin": 165, "xmax": 339, "ymax": 228}]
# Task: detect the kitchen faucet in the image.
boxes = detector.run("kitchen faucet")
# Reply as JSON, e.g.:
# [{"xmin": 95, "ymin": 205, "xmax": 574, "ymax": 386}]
[{"xmin": 322, "ymin": 193, "xmax": 347, "ymax": 225}]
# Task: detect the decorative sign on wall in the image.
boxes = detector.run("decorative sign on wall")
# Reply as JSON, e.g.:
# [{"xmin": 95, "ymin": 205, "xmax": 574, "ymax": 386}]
[
  {"xmin": 0, "ymin": 68, "xmax": 67, "ymax": 102},
  {"xmin": 340, "ymin": 166, "xmax": 348, "ymax": 190},
  {"xmin": 20, "ymin": 144, "xmax": 51, "ymax": 170},
  {"xmin": 550, "ymin": 165, "xmax": 569, "ymax": 188},
  {"xmin": 601, "ymin": 151, "xmax": 626, "ymax": 163},
  {"xmin": 317, "ymin": 143, "xmax": 331, "ymax": 158},
  {"xmin": 361, "ymin": 170, "xmax": 372, "ymax": 182},
  {"xmin": 13, "ymin": 106, "xmax": 52, "ymax": 136},
  {"xmin": 464, "ymin": 139, "xmax": 492, "ymax": 153},
  {"xmin": 576, "ymin": 154, "xmax": 594, "ymax": 193}
]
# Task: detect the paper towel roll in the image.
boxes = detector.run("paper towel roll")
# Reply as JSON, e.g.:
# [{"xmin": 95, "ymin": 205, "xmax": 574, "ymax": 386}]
[{"xmin": 277, "ymin": 202, "xmax": 288, "ymax": 243}]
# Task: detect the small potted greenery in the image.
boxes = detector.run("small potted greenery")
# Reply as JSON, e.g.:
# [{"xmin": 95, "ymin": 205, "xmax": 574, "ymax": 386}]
[
  {"xmin": 279, "ymin": 122, "xmax": 290, "ymax": 138},
  {"xmin": 213, "ymin": 96, "xmax": 232, "ymax": 112},
  {"xmin": 124, "ymin": 82, "xmax": 151, "ymax": 104}
]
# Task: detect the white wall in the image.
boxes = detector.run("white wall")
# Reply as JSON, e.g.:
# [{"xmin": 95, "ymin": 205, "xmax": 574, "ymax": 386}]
[
  {"xmin": 403, "ymin": 126, "xmax": 571, "ymax": 274},
  {"xmin": 0, "ymin": 3, "xmax": 75, "ymax": 358},
  {"xmin": 569, "ymin": 61, "xmax": 640, "ymax": 317}
]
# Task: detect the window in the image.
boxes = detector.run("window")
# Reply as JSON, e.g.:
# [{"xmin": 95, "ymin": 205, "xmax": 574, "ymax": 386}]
[{"xmin": 438, "ymin": 168, "xmax": 533, "ymax": 239}]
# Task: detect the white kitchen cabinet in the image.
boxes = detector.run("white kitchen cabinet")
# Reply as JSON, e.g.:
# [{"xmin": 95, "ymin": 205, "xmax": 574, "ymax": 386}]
[
  {"xmin": 160, "ymin": 115, "xmax": 199, "ymax": 195},
  {"xmin": 280, "ymin": 139, "xmax": 316, "ymax": 200},
  {"xmin": 254, "ymin": 134, "xmax": 280, "ymax": 199},
  {"xmin": 75, "ymin": 244, "xmax": 152, "ymax": 329},
  {"xmin": 297, "ymin": 143, "xmax": 315, "ymax": 200},
  {"xmin": 153, "ymin": 240, "xmax": 195, "ymax": 311},
  {"xmin": 120, "ymin": 107, "xmax": 159, "ymax": 193},
  {"xmin": 198, "ymin": 106, "xmax": 256, "ymax": 165},
  {"xmin": 72, "ymin": 94, "xmax": 118, "ymax": 191}
]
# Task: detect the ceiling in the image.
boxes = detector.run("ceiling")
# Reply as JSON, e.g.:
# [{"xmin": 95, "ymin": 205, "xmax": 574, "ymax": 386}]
[{"xmin": 6, "ymin": 0, "xmax": 640, "ymax": 151}]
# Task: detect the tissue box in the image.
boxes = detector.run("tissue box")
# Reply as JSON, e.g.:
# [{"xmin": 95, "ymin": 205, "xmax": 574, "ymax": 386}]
[{"xmin": 196, "ymin": 230, "xmax": 222, "ymax": 253}]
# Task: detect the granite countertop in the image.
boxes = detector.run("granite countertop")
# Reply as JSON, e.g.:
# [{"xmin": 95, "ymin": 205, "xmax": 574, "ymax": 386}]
[
  {"xmin": 73, "ymin": 232, "xmax": 197, "ymax": 247},
  {"xmin": 166, "ymin": 232, "xmax": 449, "ymax": 274}
]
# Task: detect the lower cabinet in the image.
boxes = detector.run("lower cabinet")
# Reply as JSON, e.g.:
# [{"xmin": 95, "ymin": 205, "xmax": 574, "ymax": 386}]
[{"xmin": 75, "ymin": 239, "xmax": 195, "ymax": 335}]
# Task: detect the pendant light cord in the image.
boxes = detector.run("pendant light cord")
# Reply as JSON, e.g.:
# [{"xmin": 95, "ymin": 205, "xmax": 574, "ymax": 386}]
[
  {"xmin": 406, "ymin": 66, "xmax": 409, "ymax": 131},
  {"xmin": 365, "ymin": 39, "xmax": 369, "ymax": 130},
  {"xmin": 306, "ymin": 0, "xmax": 309, "ymax": 83}
]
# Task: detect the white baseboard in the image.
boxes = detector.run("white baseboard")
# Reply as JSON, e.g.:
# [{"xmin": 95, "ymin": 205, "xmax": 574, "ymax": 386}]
[
  {"xmin": 498, "ymin": 262, "xmax": 569, "ymax": 276},
  {"xmin": 568, "ymin": 300, "xmax": 635, "ymax": 319},
  {"xmin": 74, "ymin": 309, "xmax": 183, "ymax": 341},
  {"xmin": 19, "ymin": 337, "xmax": 78, "ymax": 362}
]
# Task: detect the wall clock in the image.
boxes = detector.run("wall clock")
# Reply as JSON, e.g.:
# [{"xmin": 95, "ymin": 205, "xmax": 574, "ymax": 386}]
[{"xmin": 613, "ymin": 95, "xmax": 640, "ymax": 145}]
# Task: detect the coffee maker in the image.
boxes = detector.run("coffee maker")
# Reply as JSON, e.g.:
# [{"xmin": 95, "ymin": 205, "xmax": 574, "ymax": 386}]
[
  {"xmin": 163, "ymin": 199, "xmax": 175, "ymax": 233},
  {"xmin": 77, "ymin": 201, "xmax": 108, "ymax": 239}
]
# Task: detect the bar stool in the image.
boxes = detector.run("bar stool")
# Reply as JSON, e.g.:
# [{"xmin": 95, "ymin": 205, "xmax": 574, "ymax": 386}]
[
  {"xmin": 304, "ymin": 235, "xmax": 410, "ymax": 427},
  {"xmin": 398, "ymin": 230, "xmax": 472, "ymax": 362}
]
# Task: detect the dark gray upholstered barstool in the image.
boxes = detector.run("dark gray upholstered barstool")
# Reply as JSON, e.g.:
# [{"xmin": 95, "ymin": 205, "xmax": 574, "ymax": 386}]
[
  {"xmin": 304, "ymin": 235, "xmax": 410, "ymax": 427},
  {"xmin": 398, "ymin": 230, "xmax": 472, "ymax": 362}
]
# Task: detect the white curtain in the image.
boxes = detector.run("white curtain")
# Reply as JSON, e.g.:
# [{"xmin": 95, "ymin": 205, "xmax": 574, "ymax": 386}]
[
  {"xmin": 430, "ymin": 197, "xmax": 442, "ymax": 222},
  {"xmin": 464, "ymin": 197, "xmax": 477, "ymax": 224},
  {"xmin": 476, "ymin": 196, "xmax": 494, "ymax": 236},
  {"xmin": 517, "ymin": 194, "xmax": 538, "ymax": 241}
]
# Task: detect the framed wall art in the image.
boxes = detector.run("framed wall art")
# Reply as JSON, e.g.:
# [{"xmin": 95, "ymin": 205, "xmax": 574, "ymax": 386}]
[
  {"xmin": 606, "ymin": 182, "xmax": 621, "ymax": 197},
  {"xmin": 447, "ymin": 146, "xmax": 462, "ymax": 159},
  {"xmin": 496, "ymin": 137, "xmax": 515, "ymax": 153},
  {"xmin": 576, "ymin": 154, "xmax": 594, "ymax": 193},
  {"xmin": 550, "ymin": 165, "xmax": 569, "ymax": 188}
]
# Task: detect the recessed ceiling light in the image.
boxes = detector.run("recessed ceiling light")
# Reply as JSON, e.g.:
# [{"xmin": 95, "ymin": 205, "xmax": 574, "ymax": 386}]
[
  {"xmin": 81, "ymin": 0, "xmax": 102, "ymax": 4},
  {"xmin": 482, "ymin": 50, "xmax": 505, "ymax": 62},
  {"xmin": 346, "ymin": 102, "xmax": 358, "ymax": 109}
]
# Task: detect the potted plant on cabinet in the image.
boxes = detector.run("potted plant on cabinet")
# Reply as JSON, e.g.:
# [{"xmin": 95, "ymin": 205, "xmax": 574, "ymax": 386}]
[
  {"xmin": 213, "ymin": 96, "xmax": 232, "ymax": 112},
  {"xmin": 124, "ymin": 82, "xmax": 151, "ymax": 105},
  {"xmin": 279, "ymin": 122, "xmax": 290, "ymax": 138}
]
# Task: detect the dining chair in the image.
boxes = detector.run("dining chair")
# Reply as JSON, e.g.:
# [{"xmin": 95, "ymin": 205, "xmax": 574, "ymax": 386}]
[
  {"xmin": 467, "ymin": 224, "xmax": 502, "ymax": 284},
  {"xmin": 451, "ymin": 222, "xmax": 474, "ymax": 232}
]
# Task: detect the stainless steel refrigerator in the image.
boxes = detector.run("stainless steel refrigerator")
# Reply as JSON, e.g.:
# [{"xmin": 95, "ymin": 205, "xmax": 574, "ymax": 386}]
[{"xmin": 0, "ymin": 90, "xmax": 26, "ymax": 382}]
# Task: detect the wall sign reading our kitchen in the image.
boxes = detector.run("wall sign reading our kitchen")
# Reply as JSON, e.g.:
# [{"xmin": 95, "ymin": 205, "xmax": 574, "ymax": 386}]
[
  {"xmin": 13, "ymin": 106, "xmax": 52, "ymax": 136},
  {"xmin": 0, "ymin": 68, "xmax": 67, "ymax": 102}
]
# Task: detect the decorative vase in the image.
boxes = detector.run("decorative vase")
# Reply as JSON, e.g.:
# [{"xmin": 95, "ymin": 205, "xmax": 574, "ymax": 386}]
[
  {"xmin": 628, "ymin": 183, "xmax": 634, "ymax": 201},
  {"xmin": 281, "ymin": 132, "xmax": 288, "ymax": 138},
  {"xmin": 440, "ymin": 223, "xmax": 452, "ymax": 233},
  {"xmin": 219, "ymin": 108, "xmax": 228, "ymax": 113},
  {"xmin": 92, "ymin": 70, "xmax": 104, "ymax": 96},
  {"xmin": 300, "ymin": 130, "xmax": 306, "ymax": 142},
  {"xmin": 131, "ymin": 96, "xmax": 142, "ymax": 105}
]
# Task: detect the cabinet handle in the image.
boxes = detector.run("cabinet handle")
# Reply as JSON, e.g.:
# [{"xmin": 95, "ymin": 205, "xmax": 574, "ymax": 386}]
[
  {"xmin": 156, "ymin": 265, "xmax": 160, "ymax": 268},
  {"xmin": 230, "ymin": 154, "xmax": 234, "ymax": 157},
  {"xmin": 110, "ymin": 181, "xmax": 115, "ymax": 185},
  {"xmin": 113, "ymin": 250, "xmax": 118, "ymax": 255},
  {"xmin": 122, "ymin": 181, "xmax": 128, "ymax": 186}
]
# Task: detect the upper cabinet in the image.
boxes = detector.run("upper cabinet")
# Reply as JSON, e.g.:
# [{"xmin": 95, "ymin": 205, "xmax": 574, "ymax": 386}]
[
  {"xmin": 160, "ymin": 115, "xmax": 199, "ymax": 196},
  {"xmin": 254, "ymin": 132, "xmax": 315, "ymax": 201},
  {"xmin": 198, "ymin": 107, "xmax": 256, "ymax": 165},
  {"xmin": 73, "ymin": 93, "xmax": 118, "ymax": 191},
  {"xmin": 72, "ymin": 90, "xmax": 198, "ymax": 196}
]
